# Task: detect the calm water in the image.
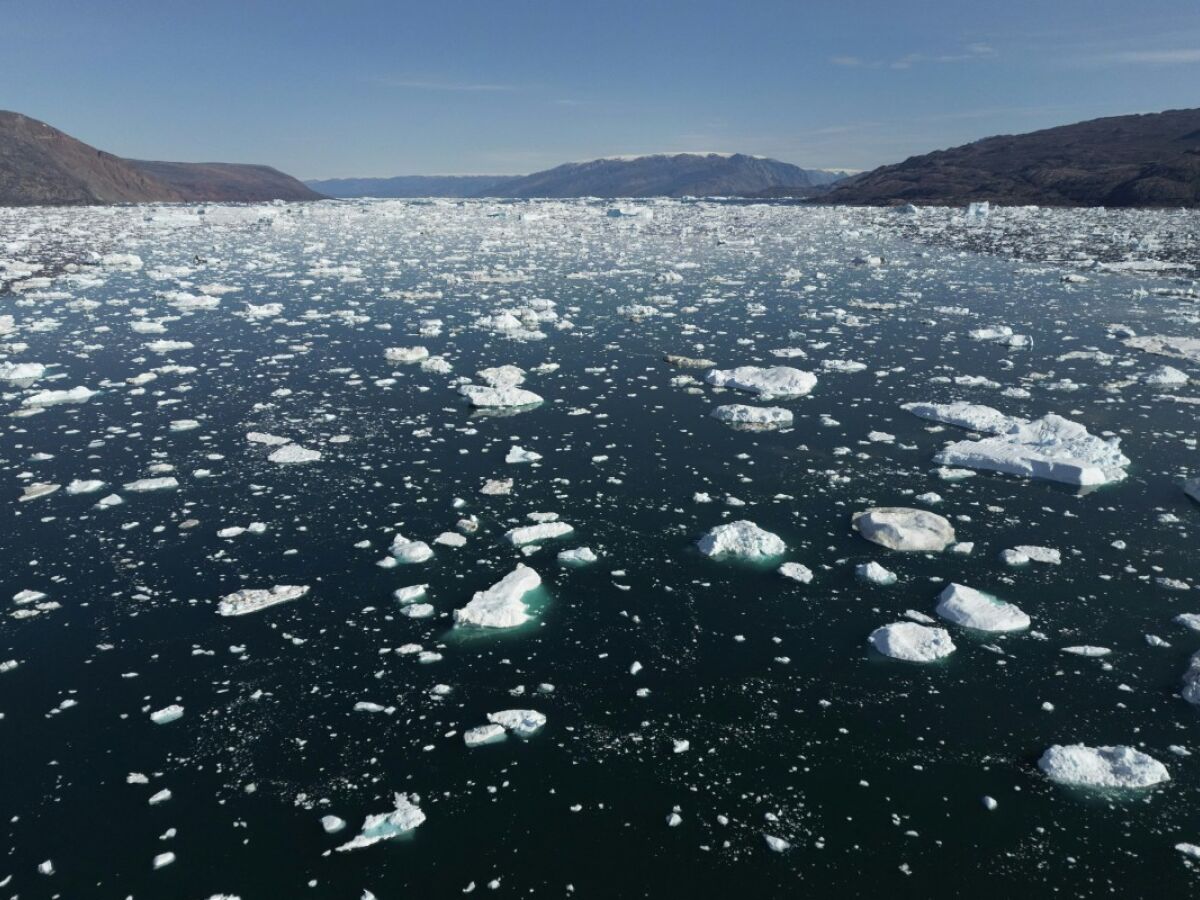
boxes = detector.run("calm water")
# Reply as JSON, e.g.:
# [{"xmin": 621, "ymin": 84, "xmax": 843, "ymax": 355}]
[{"xmin": 1, "ymin": 199, "xmax": 1198, "ymax": 898}]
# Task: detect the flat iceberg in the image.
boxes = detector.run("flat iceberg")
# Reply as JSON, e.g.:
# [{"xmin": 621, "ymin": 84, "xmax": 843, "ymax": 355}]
[
  {"xmin": 1038, "ymin": 744, "xmax": 1169, "ymax": 789},
  {"xmin": 935, "ymin": 583, "xmax": 1030, "ymax": 632},
  {"xmin": 852, "ymin": 507, "xmax": 956, "ymax": 552},
  {"xmin": 933, "ymin": 414, "xmax": 1129, "ymax": 486},
  {"xmin": 268, "ymin": 444, "xmax": 322, "ymax": 464},
  {"xmin": 150, "ymin": 704, "xmax": 184, "ymax": 725},
  {"xmin": 901, "ymin": 401, "xmax": 1024, "ymax": 434},
  {"xmin": 710, "ymin": 404, "xmax": 793, "ymax": 429},
  {"xmin": 505, "ymin": 521, "xmax": 574, "ymax": 546},
  {"xmin": 217, "ymin": 585, "xmax": 310, "ymax": 616},
  {"xmin": 487, "ymin": 709, "xmax": 547, "ymax": 737},
  {"xmin": 459, "ymin": 384, "xmax": 544, "ymax": 408},
  {"xmin": 23, "ymin": 386, "xmax": 96, "ymax": 407},
  {"xmin": 336, "ymin": 793, "xmax": 425, "ymax": 851},
  {"xmin": 454, "ymin": 564, "xmax": 541, "ymax": 629},
  {"xmin": 697, "ymin": 521, "xmax": 785, "ymax": 559},
  {"xmin": 869, "ymin": 622, "xmax": 956, "ymax": 662},
  {"xmin": 391, "ymin": 534, "xmax": 433, "ymax": 563},
  {"xmin": 123, "ymin": 476, "xmax": 178, "ymax": 492},
  {"xmin": 705, "ymin": 366, "xmax": 817, "ymax": 399}
]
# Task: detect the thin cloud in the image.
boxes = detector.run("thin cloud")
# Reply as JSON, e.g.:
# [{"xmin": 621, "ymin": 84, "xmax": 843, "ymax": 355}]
[
  {"xmin": 372, "ymin": 77, "xmax": 520, "ymax": 92},
  {"xmin": 1108, "ymin": 48, "xmax": 1200, "ymax": 64},
  {"xmin": 831, "ymin": 43, "xmax": 996, "ymax": 70}
]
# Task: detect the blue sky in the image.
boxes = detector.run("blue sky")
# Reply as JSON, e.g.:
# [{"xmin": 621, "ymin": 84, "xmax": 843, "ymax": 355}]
[{"xmin": 2, "ymin": 0, "xmax": 1198, "ymax": 178}]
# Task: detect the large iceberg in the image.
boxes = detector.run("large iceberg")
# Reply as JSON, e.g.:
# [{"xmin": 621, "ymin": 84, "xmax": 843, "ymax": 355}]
[
  {"xmin": 697, "ymin": 521, "xmax": 785, "ymax": 559},
  {"xmin": 935, "ymin": 583, "xmax": 1030, "ymax": 632},
  {"xmin": 705, "ymin": 366, "xmax": 817, "ymax": 399},
  {"xmin": 454, "ymin": 564, "xmax": 541, "ymax": 629},
  {"xmin": 852, "ymin": 508, "xmax": 956, "ymax": 552},
  {"xmin": 933, "ymin": 414, "xmax": 1129, "ymax": 486},
  {"xmin": 1037, "ymin": 745, "xmax": 1169, "ymax": 789}
]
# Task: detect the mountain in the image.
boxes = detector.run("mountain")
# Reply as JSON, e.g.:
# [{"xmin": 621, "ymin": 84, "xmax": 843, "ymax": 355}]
[
  {"xmin": 492, "ymin": 153, "xmax": 835, "ymax": 198},
  {"xmin": 128, "ymin": 160, "xmax": 323, "ymax": 202},
  {"xmin": 824, "ymin": 108, "xmax": 1200, "ymax": 208},
  {"xmin": 0, "ymin": 110, "xmax": 322, "ymax": 205},
  {"xmin": 306, "ymin": 174, "xmax": 521, "ymax": 198},
  {"xmin": 310, "ymin": 153, "xmax": 845, "ymax": 199}
]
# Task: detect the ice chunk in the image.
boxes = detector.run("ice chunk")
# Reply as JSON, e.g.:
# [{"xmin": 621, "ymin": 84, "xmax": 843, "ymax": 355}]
[
  {"xmin": 710, "ymin": 404, "xmax": 793, "ymax": 429},
  {"xmin": 1001, "ymin": 545, "xmax": 1062, "ymax": 566},
  {"xmin": 267, "ymin": 444, "xmax": 322, "ymax": 464},
  {"xmin": 123, "ymin": 477, "xmax": 178, "ymax": 492},
  {"xmin": 459, "ymin": 384, "xmax": 544, "ymax": 408},
  {"xmin": 66, "ymin": 479, "xmax": 106, "ymax": 494},
  {"xmin": 936, "ymin": 583, "xmax": 1030, "ymax": 632},
  {"xmin": 217, "ymin": 585, "xmax": 310, "ymax": 616},
  {"xmin": 19, "ymin": 483, "xmax": 59, "ymax": 502},
  {"xmin": 390, "ymin": 534, "xmax": 433, "ymax": 563},
  {"xmin": 506, "ymin": 445, "xmax": 543, "ymax": 463},
  {"xmin": 869, "ymin": 622, "xmax": 956, "ymax": 662},
  {"xmin": 697, "ymin": 521, "xmax": 785, "ymax": 559},
  {"xmin": 464, "ymin": 723, "xmax": 507, "ymax": 747},
  {"xmin": 505, "ymin": 521, "xmax": 574, "ymax": 546},
  {"xmin": 150, "ymin": 704, "xmax": 184, "ymax": 725},
  {"xmin": 0, "ymin": 361, "xmax": 45, "ymax": 382},
  {"xmin": 558, "ymin": 547, "xmax": 598, "ymax": 565},
  {"xmin": 487, "ymin": 709, "xmax": 547, "ymax": 737},
  {"xmin": 933, "ymin": 414, "xmax": 1129, "ymax": 486},
  {"xmin": 393, "ymin": 584, "xmax": 428, "ymax": 604},
  {"xmin": 1038, "ymin": 744, "xmax": 1169, "ymax": 789},
  {"xmin": 336, "ymin": 794, "xmax": 425, "ymax": 851},
  {"xmin": 705, "ymin": 366, "xmax": 817, "ymax": 399},
  {"xmin": 321, "ymin": 815, "xmax": 347, "ymax": 834},
  {"xmin": 778, "ymin": 562, "xmax": 813, "ymax": 583},
  {"xmin": 384, "ymin": 346, "xmax": 429, "ymax": 363},
  {"xmin": 454, "ymin": 564, "xmax": 541, "ymax": 629},
  {"xmin": 856, "ymin": 561, "xmax": 898, "ymax": 585},
  {"xmin": 852, "ymin": 508, "xmax": 956, "ymax": 552},
  {"xmin": 23, "ymin": 386, "xmax": 96, "ymax": 407},
  {"xmin": 478, "ymin": 365, "xmax": 526, "ymax": 387},
  {"xmin": 901, "ymin": 401, "xmax": 1024, "ymax": 434}
]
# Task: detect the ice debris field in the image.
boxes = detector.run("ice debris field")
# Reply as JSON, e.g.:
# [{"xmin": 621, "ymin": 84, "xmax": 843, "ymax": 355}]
[{"xmin": 0, "ymin": 198, "xmax": 1199, "ymax": 897}]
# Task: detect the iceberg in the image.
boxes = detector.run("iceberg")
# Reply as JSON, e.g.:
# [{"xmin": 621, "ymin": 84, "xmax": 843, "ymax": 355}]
[
  {"xmin": 869, "ymin": 622, "xmax": 956, "ymax": 662},
  {"xmin": 704, "ymin": 366, "xmax": 817, "ymax": 399},
  {"xmin": 486, "ymin": 709, "xmax": 547, "ymax": 737},
  {"xmin": 935, "ymin": 583, "xmax": 1030, "ymax": 632},
  {"xmin": 901, "ymin": 401, "xmax": 1024, "ymax": 434},
  {"xmin": 459, "ymin": 384, "xmax": 544, "ymax": 408},
  {"xmin": 856, "ymin": 561, "xmax": 898, "ymax": 585},
  {"xmin": 217, "ymin": 585, "xmax": 310, "ymax": 616},
  {"xmin": 336, "ymin": 794, "xmax": 425, "ymax": 851},
  {"xmin": 505, "ymin": 521, "xmax": 574, "ymax": 546},
  {"xmin": 268, "ymin": 444, "xmax": 322, "ymax": 464},
  {"xmin": 710, "ymin": 404, "xmax": 793, "ymax": 429},
  {"xmin": 933, "ymin": 414, "xmax": 1129, "ymax": 486},
  {"xmin": 454, "ymin": 564, "xmax": 541, "ymax": 629},
  {"xmin": 1038, "ymin": 744, "xmax": 1169, "ymax": 789},
  {"xmin": 697, "ymin": 521, "xmax": 785, "ymax": 559},
  {"xmin": 852, "ymin": 508, "xmax": 956, "ymax": 552},
  {"xmin": 23, "ymin": 386, "xmax": 96, "ymax": 407}
]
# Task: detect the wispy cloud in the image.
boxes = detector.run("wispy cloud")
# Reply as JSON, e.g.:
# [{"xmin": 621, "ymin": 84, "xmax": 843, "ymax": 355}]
[
  {"xmin": 831, "ymin": 43, "xmax": 996, "ymax": 70},
  {"xmin": 1108, "ymin": 48, "xmax": 1200, "ymax": 64},
  {"xmin": 371, "ymin": 77, "xmax": 520, "ymax": 92}
]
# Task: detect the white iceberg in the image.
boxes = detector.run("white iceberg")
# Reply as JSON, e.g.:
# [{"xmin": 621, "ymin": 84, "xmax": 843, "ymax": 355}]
[
  {"xmin": 705, "ymin": 366, "xmax": 817, "ymax": 399},
  {"xmin": 710, "ymin": 404, "xmax": 793, "ymax": 429},
  {"xmin": 869, "ymin": 622, "xmax": 956, "ymax": 662},
  {"xmin": 697, "ymin": 521, "xmax": 785, "ymax": 559},
  {"xmin": 486, "ymin": 709, "xmax": 547, "ymax": 737},
  {"xmin": 852, "ymin": 508, "xmax": 956, "ymax": 552},
  {"xmin": 23, "ymin": 386, "xmax": 96, "ymax": 407},
  {"xmin": 1038, "ymin": 744, "xmax": 1169, "ymax": 789},
  {"xmin": 901, "ymin": 401, "xmax": 1024, "ymax": 434},
  {"xmin": 336, "ymin": 793, "xmax": 425, "ymax": 851},
  {"xmin": 454, "ymin": 564, "xmax": 541, "ymax": 629},
  {"xmin": 459, "ymin": 384, "xmax": 544, "ymax": 408},
  {"xmin": 217, "ymin": 585, "xmax": 310, "ymax": 616},
  {"xmin": 857, "ymin": 561, "xmax": 898, "ymax": 585},
  {"xmin": 505, "ymin": 521, "xmax": 574, "ymax": 546},
  {"xmin": 268, "ymin": 444, "xmax": 322, "ymax": 464},
  {"xmin": 933, "ymin": 414, "xmax": 1129, "ymax": 486},
  {"xmin": 935, "ymin": 583, "xmax": 1030, "ymax": 632}
]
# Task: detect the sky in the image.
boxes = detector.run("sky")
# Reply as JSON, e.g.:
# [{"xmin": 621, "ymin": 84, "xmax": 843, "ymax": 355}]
[{"xmin": 2, "ymin": 0, "xmax": 1198, "ymax": 179}]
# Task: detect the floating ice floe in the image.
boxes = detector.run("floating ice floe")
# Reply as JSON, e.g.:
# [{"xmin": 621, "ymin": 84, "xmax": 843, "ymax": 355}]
[
  {"xmin": 150, "ymin": 705, "xmax": 184, "ymax": 725},
  {"xmin": 0, "ymin": 361, "xmax": 45, "ymax": 382},
  {"xmin": 1037, "ymin": 744, "xmax": 1169, "ymax": 789},
  {"xmin": 454, "ymin": 564, "xmax": 541, "ymax": 629},
  {"xmin": 217, "ymin": 585, "xmax": 310, "ymax": 616},
  {"xmin": 557, "ymin": 547, "xmax": 598, "ymax": 565},
  {"xmin": 390, "ymin": 534, "xmax": 433, "ymax": 563},
  {"xmin": 1062, "ymin": 645, "xmax": 1111, "ymax": 657},
  {"xmin": 901, "ymin": 401, "xmax": 1024, "ymax": 434},
  {"xmin": 1182, "ymin": 651, "xmax": 1200, "ymax": 705},
  {"xmin": 935, "ymin": 583, "xmax": 1030, "ymax": 632},
  {"xmin": 464, "ymin": 723, "xmax": 507, "ymax": 747},
  {"xmin": 505, "ymin": 521, "xmax": 574, "ymax": 546},
  {"xmin": 869, "ymin": 622, "xmax": 956, "ymax": 662},
  {"xmin": 384, "ymin": 346, "xmax": 429, "ymax": 363},
  {"xmin": 697, "ymin": 521, "xmax": 785, "ymax": 559},
  {"xmin": 22, "ymin": 386, "xmax": 96, "ymax": 407},
  {"xmin": 778, "ymin": 562, "xmax": 813, "ymax": 583},
  {"xmin": 459, "ymin": 384, "xmax": 544, "ymax": 408},
  {"xmin": 857, "ymin": 561, "xmax": 898, "ymax": 585},
  {"xmin": 704, "ymin": 366, "xmax": 817, "ymax": 399},
  {"xmin": 1144, "ymin": 365, "xmax": 1190, "ymax": 386},
  {"xmin": 933, "ymin": 414, "xmax": 1129, "ymax": 486},
  {"xmin": 336, "ymin": 794, "xmax": 425, "ymax": 851},
  {"xmin": 123, "ymin": 477, "xmax": 178, "ymax": 492},
  {"xmin": 1124, "ymin": 335, "xmax": 1200, "ymax": 364},
  {"xmin": 1001, "ymin": 546, "xmax": 1062, "ymax": 566},
  {"xmin": 267, "ymin": 444, "xmax": 322, "ymax": 464},
  {"xmin": 19, "ymin": 483, "xmax": 59, "ymax": 502},
  {"xmin": 506, "ymin": 445, "xmax": 542, "ymax": 463},
  {"xmin": 487, "ymin": 709, "xmax": 547, "ymax": 737},
  {"xmin": 852, "ymin": 507, "xmax": 956, "ymax": 552},
  {"xmin": 710, "ymin": 404, "xmax": 793, "ymax": 430}
]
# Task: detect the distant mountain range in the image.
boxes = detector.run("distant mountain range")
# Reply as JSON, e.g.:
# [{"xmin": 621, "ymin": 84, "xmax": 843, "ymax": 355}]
[
  {"xmin": 824, "ymin": 108, "xmax": 1200, "ymax": 207},
  {"xmin": 0, "ymin": 111, "xmax": 322, "ymax": 205},
  {"xmin": 307, "ymin": 153, "xmax": 848, "ymax": 199}
]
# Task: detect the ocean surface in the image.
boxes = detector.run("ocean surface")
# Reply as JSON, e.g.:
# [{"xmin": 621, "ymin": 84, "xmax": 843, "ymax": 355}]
[{"xmin": 1, "ymin": 199, "xmax": 1198, "ymax": 898}]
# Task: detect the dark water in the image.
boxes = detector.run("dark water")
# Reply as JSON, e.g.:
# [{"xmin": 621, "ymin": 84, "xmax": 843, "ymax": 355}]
[{"xmin": 0, "ymin": 200, "xmax": 1198, "ymax": 898}]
